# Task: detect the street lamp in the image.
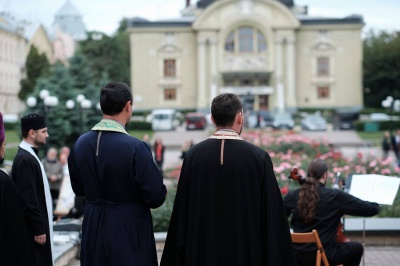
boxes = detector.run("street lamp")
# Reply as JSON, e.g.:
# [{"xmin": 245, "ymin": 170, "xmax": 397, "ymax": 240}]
[
  {"xmin": 66, "ymin": 94, "xmax": 92, "ymax": 134},
  {"xmin": 381, "ymin": 95, "xmax": 400, "ymax": 133},
  {"xmin": 26, "ymin": 89, "xmax": 59, "ymax": 116}
]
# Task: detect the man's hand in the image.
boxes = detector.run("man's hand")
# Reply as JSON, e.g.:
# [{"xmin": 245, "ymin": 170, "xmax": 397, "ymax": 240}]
[
  {"xmin": 50, "ymin": 175, "xmax": 57, "ymax": 182},
  {"xmin": 34, "ymin": 234, "xmax": 46, "ymax": 245}
]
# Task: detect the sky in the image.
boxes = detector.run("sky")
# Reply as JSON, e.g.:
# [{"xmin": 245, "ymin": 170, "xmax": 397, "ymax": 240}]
[{"xmin": 1, "ymin": 0, "xmax": 399, "ymax": 36}]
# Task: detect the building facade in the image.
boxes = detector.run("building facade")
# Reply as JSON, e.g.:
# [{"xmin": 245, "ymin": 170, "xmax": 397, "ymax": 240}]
[
  {"xmin": 128, "ymin": 0, "xmax": 364, "ymax": 112},
  {"xmin": 0, "ymin": 14, "xmax": 27, "ymax": 114}
]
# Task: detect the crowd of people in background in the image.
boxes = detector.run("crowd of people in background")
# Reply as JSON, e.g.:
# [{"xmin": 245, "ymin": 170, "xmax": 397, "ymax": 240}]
[{"xmin": 382, "ymin": 129, "xmax": 400, "ymax": 166}]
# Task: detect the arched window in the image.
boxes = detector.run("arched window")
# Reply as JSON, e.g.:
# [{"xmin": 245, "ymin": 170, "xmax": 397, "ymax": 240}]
[
  {"xmin": 239, "ymin": 27, "xmax": 253, "ymax": 52},
  {"xmin": 257, "ymin": 30, "xmax": 267, "ymax": 52},
  {"xmin": 225, "ymin": 31, "xmax": 235, "ymax": 52},
  {"xmin": 225, "ymin": 27, "xmax": 267, "ymax": 53}
]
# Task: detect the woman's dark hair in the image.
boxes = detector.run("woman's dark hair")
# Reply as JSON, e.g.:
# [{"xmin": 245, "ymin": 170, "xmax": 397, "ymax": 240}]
[
  {"xmin": 211, "ymin": 93, "xmax": 242, "ymax": 127},
  {"xmin": 297, "ymin": 158, "xmax": 328, "ymax": 223},
  {"xmin": 100, "ymin": 82, "xmax": 133, "ymax": 116}
]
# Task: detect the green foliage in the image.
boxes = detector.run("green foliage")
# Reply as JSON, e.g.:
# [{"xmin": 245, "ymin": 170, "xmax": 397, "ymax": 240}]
[
  {"xmin": 19, "ymin": 45, "xmax": 50, "ymax": 100},
  {"xmin": 24, "ymin": 55, "xmax": 102, "ymax": 148},
  {"xmin": 152, "ymin": 182, "xmax": 177, "ymax": 232},
  {"xmin": 354, "ymin": 120, "xmax": 400, "ymax": 131},
  {"xmin": 126, "ymin": 121, "xmax": 152, "ymax": 131},
  {"xmin": 363, "ymin": 30, "xmax": 400, "ymax": 107},
  {"xmin": 79, "ymin": 23, "xmax": 130, "ymax": 84}
]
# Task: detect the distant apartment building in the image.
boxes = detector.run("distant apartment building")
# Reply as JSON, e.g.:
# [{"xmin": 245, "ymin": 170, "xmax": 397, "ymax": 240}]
[
  {"xmin": 128, "ymin": 0, "xmax": 364, "ymax": 112},
  {"xmin": 0, "ymin": 13, "xmax": 26, "ymax": 114}
]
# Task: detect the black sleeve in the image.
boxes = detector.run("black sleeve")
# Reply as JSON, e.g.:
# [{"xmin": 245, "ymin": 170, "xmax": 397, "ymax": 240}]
[
  {"xmin": 283, "ymin": 190, "xmax": 297, "ymax": 217},
  {"xmin": 68, "ymin": 146, "xmax": 85, "ymax": 196},
  {"xmin": 13, "ymin": 158, "xmax": 45, "ymax": 236},
  {"xmin": 2, "ymin": 177, "xmax": 28, "ymax": 254},
  {"xmin": 338, "ymin": 191, "xmax": 380, "ymax": 217}
]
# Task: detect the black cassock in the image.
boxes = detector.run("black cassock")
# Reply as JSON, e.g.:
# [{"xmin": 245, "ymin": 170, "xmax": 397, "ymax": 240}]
[
  {"xmin": 11, "ymin": 148, "xmax": 53, "ymax": 266},
  {"xmin": 0, "ymin": 169, "xmax": 30, "ymax": 265},
  {"xmin": 161, "ymin": 138, "xmax": 296, "ymax": 266},
  {"xmin": 68, "ymin": 130, "xmax": 167, "ymax": 266}
]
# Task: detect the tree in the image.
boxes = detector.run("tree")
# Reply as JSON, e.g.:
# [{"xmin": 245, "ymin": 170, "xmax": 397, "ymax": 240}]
[
  {"xmin": 79, "ymin": 18, "xmax": 130, "ymax": 84},
  {"xmin": 25, "ymin": 55, "xmax": 103, "ymax": 149},
  {"xmin": 19, "ymin": 45, "xmax": 50, "ymax": 100},
  {"xmin": 363, "ymin": 30, "xmax": 400, "ymax": 108}
]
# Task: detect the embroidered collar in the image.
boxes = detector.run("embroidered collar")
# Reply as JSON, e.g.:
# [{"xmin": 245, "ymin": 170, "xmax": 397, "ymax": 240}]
[
  {"xmin": 209, "ymin": 129, "xmax": 242, "ymax": 166},
  {"xmin": 92, "ymin": 119, "xmax": 129, "ymax": 135},
  {"xmin": 209, "ymin": 129, "xmax": 242, "ymax": 140}
]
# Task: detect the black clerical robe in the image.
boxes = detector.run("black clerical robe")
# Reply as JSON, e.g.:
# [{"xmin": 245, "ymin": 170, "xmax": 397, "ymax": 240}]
[
  {"xmin": 161, "ymin": 138, "xmax": 296, "ymax": 266},
  {"xmin": 11, "ymin": 148, "xmax": 53, "ymax": 266},
  {"xmin": 0, "ymin": 169, "xmax": 30, "ymax": 265},
  {"xmin": 68, "ymin": 129, "xmax": 167, "ymax": 266}
]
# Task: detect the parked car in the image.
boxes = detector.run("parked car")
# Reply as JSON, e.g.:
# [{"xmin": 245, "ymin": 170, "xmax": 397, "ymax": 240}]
[
  {"xmin": 246, "ymin": 111, "xmax": 266, "ymax": 128},
  {"xmin": 272, "ymin": 113, "xmax": 295, "ymax": 130},
  {"xmin": 370, "ymin": 113, "xmax": 390, "ymax": 121},
  {"xmin": 258, "ymin": 110, "xmax": 274, "ymax": 127},
  {"xmin": 151, "ymin": 109, "xmax": 180, "ymax": 131},
  {"xmin": 301, "ymin": 115, "xmax": 327, "ymax": 131},
  {"xmin": 186, "ymin": 112, "xmax": 207, "ymax": 130}
]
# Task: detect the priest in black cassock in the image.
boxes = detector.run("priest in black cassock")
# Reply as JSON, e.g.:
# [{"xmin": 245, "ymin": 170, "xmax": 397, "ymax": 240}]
[
  {"xmin": 11, "ymin": 113, "xmax": 54, "ymax": 265},
  {"xmin": 160, "ymin": 93, "xmax": 296, "ymax": 266},
  {"xmin": 0, "ymin": 112, "xmax": 30, "ymax": 265},
  {"xmin": 68, "ymin": 81, "xmax": 167, "ymax": 266}
]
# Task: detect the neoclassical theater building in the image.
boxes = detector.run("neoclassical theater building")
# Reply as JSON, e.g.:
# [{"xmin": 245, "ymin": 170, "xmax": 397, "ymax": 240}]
[{"xmin": 128, "ymin": 0, "xmax": 364, "ymax": 112}]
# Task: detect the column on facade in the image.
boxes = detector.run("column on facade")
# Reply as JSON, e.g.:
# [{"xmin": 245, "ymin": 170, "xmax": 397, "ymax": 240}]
[
  {"xmin": 275, "ymin": 36, "xmax": 285, "ymax": 113},
  {"xmin": 197, "ymin": 39, "xmax": 207, "ymax": 110},
  {"xmin": 209, "ymin": 39, "xmax": 218, "ymax": 104},
  {"xmin": 286, "ymin": 37, "xmax": 296, "ymax": 108}
]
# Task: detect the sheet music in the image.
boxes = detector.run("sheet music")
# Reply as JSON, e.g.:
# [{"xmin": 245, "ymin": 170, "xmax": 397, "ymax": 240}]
[{"xmin": 349, "ymin": 174, "xmax": 400, "ymax": 205}]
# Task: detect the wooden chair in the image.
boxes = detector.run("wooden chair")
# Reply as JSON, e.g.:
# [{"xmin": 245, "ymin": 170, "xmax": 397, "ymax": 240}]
[{"xmin": 291, "ymin": 229, "xmax": 343, "ymax": 266}]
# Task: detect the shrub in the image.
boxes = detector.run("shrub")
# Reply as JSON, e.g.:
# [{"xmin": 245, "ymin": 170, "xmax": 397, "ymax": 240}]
[
  {"xmin": 126, "ymin": 121, "xmax": 151, "ymax": 130},
  {"xmin": 152, "ymin": 182, "xmax": 177, "ymax": 232}
]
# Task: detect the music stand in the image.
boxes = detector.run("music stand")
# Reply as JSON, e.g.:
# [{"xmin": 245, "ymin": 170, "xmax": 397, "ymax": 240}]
[{"xmin": 347, "ymin": 174, "xmax": 400, "ymax": 266}]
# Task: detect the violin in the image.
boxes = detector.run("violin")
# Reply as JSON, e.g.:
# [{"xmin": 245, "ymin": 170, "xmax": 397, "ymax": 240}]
[{"xmin": 288, "ymin": 168, "xmax": 351, "ymax": 243}]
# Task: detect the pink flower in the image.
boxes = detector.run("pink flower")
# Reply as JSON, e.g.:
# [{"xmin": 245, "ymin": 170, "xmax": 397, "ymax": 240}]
[{"xmin": 381, "ymin": 168, "xmax": 392, "ymax": 175}]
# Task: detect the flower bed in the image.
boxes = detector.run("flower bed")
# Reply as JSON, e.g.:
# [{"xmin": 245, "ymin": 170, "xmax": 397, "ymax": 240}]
[{"xmin": 154, "ymin": 131, "xmax": 400, "ymax": 230}]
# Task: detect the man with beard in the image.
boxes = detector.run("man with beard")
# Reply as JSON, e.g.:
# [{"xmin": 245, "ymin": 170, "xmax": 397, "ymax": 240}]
[
  {"xmin": 12, "ymin": 113, "xmax": 53, "ymax": 265},
  {"xmin": 0, "ymin": 112, "xmax": 30, "ymax": 265},
  {"xmin": 161, "ymin": 93, "xmax": 296, "ymax": 266}
]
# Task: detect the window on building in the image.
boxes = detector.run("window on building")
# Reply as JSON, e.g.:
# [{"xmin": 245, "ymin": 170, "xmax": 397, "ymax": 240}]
[
  {"xmin": 239, "ymin": 27, "xmax": 253, "ymax": 52},
  {"xmin": 317, "ymin": 57, "xmax": 330, "ymax": 76},
  {"xmin": 164, "ymin": 59, "xmax": 176, "ymax": 77},
  {"xmin": 317, "ymin": 86, "xmax": 330, "ymax": 99},
  {"xmin": 164, "ymin": 88, "xmax": 176, "ymax": 100},
  {"xmin": 225, "ymin": 31, "xmax": 235, "ymax": 52},
  {"xmin": 240, "ymin": 79, "xmax": 253, "ymax": 86},
  {"xmin": 257, "ymin": 31, "xmax": 267, "ymax": 52},
  {"xmin": 225, "ymin": 27, "xmax": 267, "ymax": 53}
]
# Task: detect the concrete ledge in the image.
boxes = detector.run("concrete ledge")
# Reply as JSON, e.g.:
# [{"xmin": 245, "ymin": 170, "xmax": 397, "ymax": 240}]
[
  {"xmin": 344, "ymin": 218, "xmax": 400, "ymax": 245},
  {"xmin": 55, "ymin": 244, "xmax": 78, "ymax": 266}
]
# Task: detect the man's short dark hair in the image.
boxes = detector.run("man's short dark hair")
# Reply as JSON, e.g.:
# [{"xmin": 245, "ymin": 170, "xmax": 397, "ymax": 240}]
[
  {"xmin": 211, "ymin": 93, "xmax": 243, "ymax": 127},
  {"xmin": 100, "ymin": 82, "xmax": 133, "ymax": 116}
]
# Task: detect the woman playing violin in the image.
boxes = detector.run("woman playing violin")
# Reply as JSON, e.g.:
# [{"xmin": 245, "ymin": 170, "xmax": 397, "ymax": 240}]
[{"xmin": 283, "ymin": 158, "xmax": 380, "ymax": 266}]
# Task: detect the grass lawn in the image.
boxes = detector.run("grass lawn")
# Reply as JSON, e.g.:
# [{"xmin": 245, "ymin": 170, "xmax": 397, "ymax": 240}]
[{"xmin": 356, "ymin": 131, "xmax": 384, "ymax": 147}]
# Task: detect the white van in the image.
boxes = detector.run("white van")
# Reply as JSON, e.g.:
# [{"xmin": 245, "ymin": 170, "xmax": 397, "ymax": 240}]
[{"xmin": 151, "ymin": 109, "xmax": 179, "ymax": 131}]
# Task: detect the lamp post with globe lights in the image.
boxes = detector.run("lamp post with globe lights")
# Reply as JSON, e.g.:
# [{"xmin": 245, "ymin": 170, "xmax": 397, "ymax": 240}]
[
  {"xmin": 66, "ymin": 94, "xmax": 93, "ymax": 134},
  {"xmin": 26, "ymin": 89, "xmax": 59, "ymax": 118}
]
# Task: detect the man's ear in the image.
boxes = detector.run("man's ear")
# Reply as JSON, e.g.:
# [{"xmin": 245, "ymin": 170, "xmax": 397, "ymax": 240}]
[
  {"xmin": 211, "ymin": 115, "xmax": 216, "ymax": 126},
  {"xmin": 236, "ymin": 112, "xmax": 243, "ymax": 125},
  {"xmin": 126, "ymin": 101, "xmax": 134, "ymax": 112}
]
